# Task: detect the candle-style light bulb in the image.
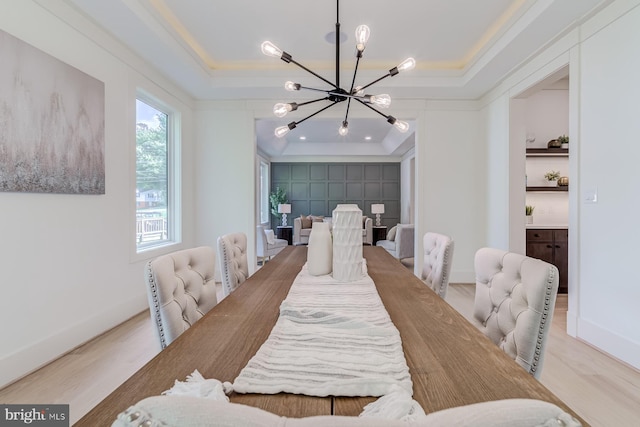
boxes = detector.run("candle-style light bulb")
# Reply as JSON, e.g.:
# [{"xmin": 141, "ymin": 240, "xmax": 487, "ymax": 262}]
[
  {"xmin": 389, "ymin": 57, "xmax": 416, "ymax": 76},
  {"xmin": 355, "ymin": 25, "xmax": 370, "ymax": 52},
  {"xmin": 261, "ymin": 41, "xmax": 283, "ymax": 58},
  {"xmin": 285, "ymin": 81, "xmax": 300, "ymax": 91},
  {"xmin": 370, "ymin": 94, "xmax": 391, "ymax": 108},
  {"xmin": 396, "ymin": 57, "xmax": 416, "ymax": 73},
  {"xmin": 338, "ymin": 121, "xmax": 349, "ymax": 136},
  {"xmin": 273, "ymin": 103, "xmax": 297, "ymax": 118},
  {"xmin": 275, "ymin": 122, "xmax": 296, "ymax": 138},
  {"xmin": 275, "ymin": 125, "xmax": 291, "ymax": 138},
  {"xmin": 393, "ymin": 120, "xmax": 409, "ymax": 133}
]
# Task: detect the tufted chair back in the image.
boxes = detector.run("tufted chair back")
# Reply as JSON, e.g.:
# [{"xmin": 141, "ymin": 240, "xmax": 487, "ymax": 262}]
[
  {"xmin": 421, "ymin": 232, "xmax": 454, "ymax": 299},
  {"xmin": 217, "ymin": 232, "xmax": 249, "ymax": 298},
  {"xmin": 473, "ymin": 248, "xmax": 559, "ymax": 379},
  {"xmin": 145, "ymin": 246, "xmax": 218, "ymax": 350}
]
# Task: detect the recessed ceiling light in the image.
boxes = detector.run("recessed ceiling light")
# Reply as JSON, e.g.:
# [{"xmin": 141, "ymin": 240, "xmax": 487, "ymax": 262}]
[
  {"xmin": 299, "ymin": 136, "xmax": 306, "ymax": 140},
  {"xmin": 365, "ymin": 136, "xmax": 372, "ymax": 140}
]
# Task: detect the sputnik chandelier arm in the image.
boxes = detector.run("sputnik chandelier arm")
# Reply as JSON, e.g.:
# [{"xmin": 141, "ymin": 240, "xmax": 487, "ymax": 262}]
[
  {"xmin": 261, "ymin": 0, "xmax": 415, "ymax": 138},
  {"xmin": 355, "ymin": 98, "xmax": 409, "ymax": 132}
]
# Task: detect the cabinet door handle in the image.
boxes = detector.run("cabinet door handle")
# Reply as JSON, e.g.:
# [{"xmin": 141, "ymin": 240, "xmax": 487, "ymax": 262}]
[
  {"xmin": 555, "ymin": 245, "xmax": 561, "ymax": 248},
  {"xmin": 534, "ymin": 234, "xmax": 540, "ymax": 237},
  {"xmin": 546, "ymin": 245, "xmax": 553, "ymax": 248}
]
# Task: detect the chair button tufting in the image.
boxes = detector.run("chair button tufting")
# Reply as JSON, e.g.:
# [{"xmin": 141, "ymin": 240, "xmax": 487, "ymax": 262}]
[
  {"xmin": 127, "ymin": 412, "xmax": 140, "ymax": 422},
  {"xmin": 556, "ymin": 418, "xmax": 566, "ymax": 426}
]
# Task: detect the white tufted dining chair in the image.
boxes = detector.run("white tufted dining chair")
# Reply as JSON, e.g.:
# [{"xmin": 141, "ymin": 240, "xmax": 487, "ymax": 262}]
[
  {"xmin": 217, "ymin": 232, "xmax": 249, "ymax": 298},
  {"xmin": 473, "ymin": 247, "xmax": 559, "ymax": 379},
  {"xmin": 421, "ymin": 232, "xmax": 454, "ymax": 299},
  {"xmin": 114, "ymin": 396, "xmax": 582, "ymax": 427},
  {"xmin": 145, "ymin": 246, "xmax": 218, "ymax": 350}
]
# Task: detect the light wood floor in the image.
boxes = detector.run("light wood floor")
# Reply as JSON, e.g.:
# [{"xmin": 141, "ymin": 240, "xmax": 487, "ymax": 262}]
[{"xmin": 1, "ymin": 283, "xmax": 639, "ymax": 426}]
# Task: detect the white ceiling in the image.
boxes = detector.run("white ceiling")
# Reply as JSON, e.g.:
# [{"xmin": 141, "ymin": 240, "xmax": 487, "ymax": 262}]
[{"xmin": 66, "ymin": 0, "xmax": 611, "ymax": 157}]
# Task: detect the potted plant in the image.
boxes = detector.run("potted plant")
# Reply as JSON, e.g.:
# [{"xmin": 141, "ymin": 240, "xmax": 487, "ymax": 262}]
[
  {"xmin": 269, "ymin": 187, "xmax": 288, "ymax": 221},
  {"xmin": 557, "ymin": 134, "xmax": 569, "ymax": 149},
  {"xmin": 544, "ymin": 170, "xmax": 560, "ymax": 186},
  {"xmin": 525, "ymin": 205, "xmax": 535, "ymax": 224}
]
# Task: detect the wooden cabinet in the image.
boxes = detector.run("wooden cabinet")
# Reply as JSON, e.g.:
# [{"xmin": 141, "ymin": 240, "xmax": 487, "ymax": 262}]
[{"xmin": 526, "ymin": 228, "xmax": 568, "ymax": 294}]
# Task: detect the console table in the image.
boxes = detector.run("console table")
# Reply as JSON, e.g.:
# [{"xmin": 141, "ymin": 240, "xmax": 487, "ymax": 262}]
[
  {"xmin": 372, "ymin": 226, "xmax": 387, "ymax": 246},
  {"xmin": 276, "ymin": 226, "xmax": 293, "ymax": 245}
]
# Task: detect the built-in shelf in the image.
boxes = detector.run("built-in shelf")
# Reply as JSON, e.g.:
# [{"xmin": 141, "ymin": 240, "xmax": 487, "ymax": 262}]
[
  {"xmin": 526, "ymin": 186, "xmax": 568, "ymax": 192},
  {"xmin": 526, "ymin": 148, "xmax": 569, "ymax": 157}
]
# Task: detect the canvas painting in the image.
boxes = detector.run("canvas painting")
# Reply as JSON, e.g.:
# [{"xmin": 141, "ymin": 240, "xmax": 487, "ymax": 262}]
[{"xmin": 0, "ymin": 29, "xmax": 105, "ymax": 194}]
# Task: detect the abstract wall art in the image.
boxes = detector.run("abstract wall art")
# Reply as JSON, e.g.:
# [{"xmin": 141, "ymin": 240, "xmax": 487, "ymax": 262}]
[{"xmin": 0, "ymin": 29, "xmax": 105, "ymax": 194}]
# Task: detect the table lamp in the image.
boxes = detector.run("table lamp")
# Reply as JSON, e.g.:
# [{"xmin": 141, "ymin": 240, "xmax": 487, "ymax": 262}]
[
  {"xmin": 278, "ymin": 204, "xmax": 291, "ymax": 227},
  {"xmin": 371, "ymin": 204, "xmax": 385, "ymax": 227}
]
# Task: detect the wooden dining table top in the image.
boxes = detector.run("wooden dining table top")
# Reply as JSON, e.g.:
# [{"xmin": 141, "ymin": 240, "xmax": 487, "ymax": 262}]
[{"xmin": 75, "ymin": 245, "xmax": 585, "ymax": 426}]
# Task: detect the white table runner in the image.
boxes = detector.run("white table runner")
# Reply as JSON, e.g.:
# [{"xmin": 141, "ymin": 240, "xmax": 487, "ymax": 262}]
[{"xmin": 232, "ymin": 261, "xmax": 414, "ymax": 397}]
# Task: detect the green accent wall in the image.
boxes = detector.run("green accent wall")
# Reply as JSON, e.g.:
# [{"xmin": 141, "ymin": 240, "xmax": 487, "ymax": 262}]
[{"xmin": 271, "ymin": 162, "xmax": 400, "ymax": 229}]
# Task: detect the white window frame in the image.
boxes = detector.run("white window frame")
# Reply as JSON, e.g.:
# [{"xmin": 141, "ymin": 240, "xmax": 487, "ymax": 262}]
[{"xmin": 134, "ymin": 92, "xmax": 182, "ymax": 255}]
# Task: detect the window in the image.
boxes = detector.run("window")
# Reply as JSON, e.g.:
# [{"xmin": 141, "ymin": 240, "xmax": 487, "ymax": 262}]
[
  {"xmin": 259, "ymin": 160, "xmax": 270, "ymax": 224},
  {"xmin": 136, "ymin": 97, "xmax": 178, "ymax": 251}
]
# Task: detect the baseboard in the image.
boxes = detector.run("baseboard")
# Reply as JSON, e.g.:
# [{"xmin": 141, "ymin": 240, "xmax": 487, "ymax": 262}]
[
  {"xmin": 451, "ymin": 270, "xmax": 475, "ymax": 283},
  {"xmin": 0, "ymin": 295, "xmax": 147, "ymax": 389},
  {"xmin": 578, "ymin": 318, "xmax": 640, "ymax": 371}
]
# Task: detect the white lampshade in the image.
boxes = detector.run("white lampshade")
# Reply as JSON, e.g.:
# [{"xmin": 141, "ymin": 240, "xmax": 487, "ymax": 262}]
[
  {"xmin": 278, "ymin": 204, "xmax": 291, "ymax": 214},
  {"xmin": 371, "ymin": 204, "xmax": 384, "ymax": 227},
  {"xmin": 371, "ymin": 204, "xmax": 385, "ymax": 214}
]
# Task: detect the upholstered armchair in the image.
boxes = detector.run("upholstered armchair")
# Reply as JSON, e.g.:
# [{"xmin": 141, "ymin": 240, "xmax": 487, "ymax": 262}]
[
  {"xmin": 144, "ymin": 246, "xmax": 218, "ymax": 349},
  {"xmin": 293, "ymin": 215, "xmax": 373, "ymax": 245},
  {"xmin": 293, "ymin": 215, "xmax": 323, "ymax": 245},
  {"xmin": 473, "ymin": 247, "xmax": 559, "ymax": 379},
  {"xmin": 256, "ymin": 225, "xmax": 287, "ymax": 263},
  {"xmin": 421, "ymin": 232, "xmax": 455, "ymax": 299},
  {"xmin": 376, "ymin": 224, "xmax": 414, "ymax": 260},
  {"xmin": 362, "ymin": 217, "xmax": 373, "ymax": 245}
]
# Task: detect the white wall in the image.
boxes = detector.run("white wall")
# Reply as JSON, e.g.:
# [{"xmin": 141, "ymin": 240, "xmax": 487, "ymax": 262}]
[
  {"xmin": 577, "ymin": 0, "xmax": 640, "ymax": 368},
  {"xmin": 482, "ymin": 0, "xmax": 640, "ymax": 369},
  {"xmin": 415, "ymin": 102, "xmax": 485, "ymax": 282},
  {"xmin": 524, "ymin": 89, "xmax": 570, "ymax": 150},
  {"xmin": 194, "ymin": 102, "xmax": 257, "ymax": 275},
  {"xmin": 0, "ymin": 1, "xmax": 196, "ymax": 387},
  {"xmin": 400, "ymin": 149, "xmax": 414, "ymax": 225},
  {"xmin": 481, "ymin": 95, "xmax": 511, "ymax": 250},
  {"xmin": 508, "ymin": 98, "xmax": 527, "ymax": 254},
  {"xmin": 523, "ymin": 89, "xmax": 570, "ymax": 227}
]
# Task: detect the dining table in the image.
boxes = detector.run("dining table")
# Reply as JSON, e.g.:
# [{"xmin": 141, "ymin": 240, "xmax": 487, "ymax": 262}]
[{"xmin": 75, "ymin": 245, "xmax": 585, "ymax": 426}]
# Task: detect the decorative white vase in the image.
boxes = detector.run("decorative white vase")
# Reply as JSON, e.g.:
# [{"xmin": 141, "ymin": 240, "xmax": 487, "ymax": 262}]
[
  {"xmin": 332, "ymin": 204, "xmax": 363, "ymax": 282},
  {"xmin": 307, "ymin": 222, "xmax": 332, "ymax": 276},
  {"xmin": 526, "ymin": 215, "xmax": 533, "ymax": 224}
]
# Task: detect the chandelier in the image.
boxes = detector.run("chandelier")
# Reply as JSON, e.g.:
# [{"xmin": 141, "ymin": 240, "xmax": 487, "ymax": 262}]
[{"xmin": 261, "ymin": 0, "xmax": 415, "ymax": 138}]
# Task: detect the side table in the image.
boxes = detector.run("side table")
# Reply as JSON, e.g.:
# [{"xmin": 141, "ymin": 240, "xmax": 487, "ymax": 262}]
[
  {"xmin": 372, "ymin": 226, "xmax": 388, "ymax": 246},
  {"xmin": 276, "ymin": 226, "xmax": 293, "ymax": 245}
]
